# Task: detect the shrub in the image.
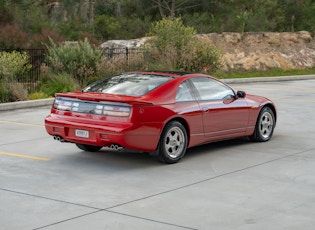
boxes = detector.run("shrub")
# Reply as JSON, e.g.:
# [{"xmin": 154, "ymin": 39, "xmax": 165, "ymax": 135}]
[
  {"xmin": 145, "ymin": 17, "xmax": 222, "ymax": 73},
  {"xmin": 0, "ymin": 51, "xmax": 32, "ymax": 82},
  {"xmin": 144, "ymin": 45, "xmax": 178, "ymax": 71},
  {"xmin": 28, "ymin": 92, "xmax": 50, "ymax": 100},
  {"xmin": 0, "ymin": 51, "xmax": 31, "ymax": 102},
  {"xmin": 179, "ymin": 38, "xmax": 223, "ymax": 73},
  {"xmin": 0, "ymin": 83, "xmax": 10, "ymax": 103},
  {"xmin": 40, "ymin": 73, "xmax": 80, "ymax": 97},
  {"xmin": 45, "ymin": 38, "xmax": 102, "ymax": 86},
  {"xmin": 0, "ymin": 81, "xmax": 28, "ymax": 102},
  {"xmin": 0, "ymin": 24, "xmax": 28, "ymax": 49},
  {"xmin": 96, "ymin": 51, "xmax": 148, "ymax": 80},
  {"xmin": 7, "ymin": 82, "xmax": 28, "ymax": 101},
  {"xmin": 96, "ymin": 57, "xmax": 126, "ymax": 79},
  {"xmin": 147, "ymin": 17, "xmax": 196, "ymax": 52}
]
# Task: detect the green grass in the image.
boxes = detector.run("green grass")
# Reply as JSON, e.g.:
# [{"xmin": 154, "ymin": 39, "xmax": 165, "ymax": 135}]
[{"xmin": 213, "ymin": 67, "xmax": 315, "ymax": 79}]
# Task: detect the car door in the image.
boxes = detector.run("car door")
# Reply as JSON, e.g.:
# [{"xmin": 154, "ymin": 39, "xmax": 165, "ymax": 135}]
[
  {"xmin": 189, "ymin": 77, "xmax": 251, "ymax": 139},
  {"xmin": 174, "ymin": 80, "xmax": 205, "ymax": 146}
]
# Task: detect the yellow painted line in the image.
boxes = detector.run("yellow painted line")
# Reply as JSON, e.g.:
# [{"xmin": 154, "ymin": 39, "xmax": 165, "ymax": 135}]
[
  {"xmin": 0, "ymin": 151, "xmax": 50, "ymax": 161},
  {"xmin": 0, "ymin": 120, "xmax": 44, "ymax": 128}
]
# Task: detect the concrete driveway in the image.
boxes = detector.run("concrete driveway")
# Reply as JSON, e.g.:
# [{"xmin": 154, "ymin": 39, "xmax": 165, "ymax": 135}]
[{"xmin": 0, "ymin": 79, "xmax": 314, "ymax": 230}]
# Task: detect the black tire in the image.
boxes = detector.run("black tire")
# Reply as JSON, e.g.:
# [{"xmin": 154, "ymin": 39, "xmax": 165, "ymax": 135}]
[
  {"xmin": 251, "ymin": 107, "xmax": 276, "ymax": 142},
  {"xmin": 75, "ymin": 143, "xmax": 102, "ymax": 152},
  {"xmin": 157, "ymin": 121, "xmax": 188, "ymax": 164}
]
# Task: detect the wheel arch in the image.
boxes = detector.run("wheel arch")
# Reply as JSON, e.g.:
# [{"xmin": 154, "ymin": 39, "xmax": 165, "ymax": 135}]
[
  {"xmin": 158, "ymin": 117, "xmax": 190, "ymax": 146},
  {"xmin": 263, "ymin": 103, "xmax": 277, "ymax": 123},
  {"xmin": 156, "ymin": 117, "xmax": 190, "ymax": 163}
]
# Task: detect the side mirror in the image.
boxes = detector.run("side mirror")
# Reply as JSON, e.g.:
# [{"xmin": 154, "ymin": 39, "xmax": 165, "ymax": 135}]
[{"xmin": 236, "ymin": 91, "xmax": 246, "ymax": 98}]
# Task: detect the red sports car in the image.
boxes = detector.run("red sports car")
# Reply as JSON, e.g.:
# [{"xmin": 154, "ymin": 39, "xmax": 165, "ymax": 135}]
[{"xmin": 45, "ymin": 71, "xmax": 276, "ymax": 163}]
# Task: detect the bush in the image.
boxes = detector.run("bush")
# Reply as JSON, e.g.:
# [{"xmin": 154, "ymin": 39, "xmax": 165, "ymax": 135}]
[
  {"xmin": 28, "ymin": 92, "xmax": 50, "ymax": 100},
  {"xmin": 0, "ymin": 83, "xmax": 10, "ymax": 103},
  {"xmin": 147, "ymin": 17, "xmax": 196, "ymax": 52},
  {"xmin": 7, "ymin": 82, "xmax": 28, "ymax": 101},
  {"xmin": 0, "ymin": 82, "xmax": 28, "ymax": 102},
  {"xmin": 96, "ymin": 51, "xmax": 148, "ymax": 80},
  {"xmin": 179, "ymin": 38, "xmax": 223, "ymax": 73},
  {"xmin": 145, "ymin": 17, "xmax": 222, "ymax": 73},
  {"xmin": 0, "ymin": 51, "xmax": 31, "ymax": 102},
  {"xmin": 0, "ymin": 51, "xmax": 32, "ymax": 82},
  {"xmin": 40, "ymin": 73, "xmax": 80, "ymax": 97},
  {"xmin": 45, "ymin": 38, "xmax": 102, "ymax": 86},
  {"xmin": 0, "ymin": 24, "xmax": 28, "ymax": 49}
]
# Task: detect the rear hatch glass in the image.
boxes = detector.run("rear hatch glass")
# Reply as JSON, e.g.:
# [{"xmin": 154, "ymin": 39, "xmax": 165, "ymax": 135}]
[{"xmin": 82, "ymin": 73, "xmax": 173, "ymax": 96}]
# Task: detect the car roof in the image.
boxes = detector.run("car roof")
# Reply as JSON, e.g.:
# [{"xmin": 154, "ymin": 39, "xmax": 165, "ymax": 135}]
[{"xmin": 128, "ymin": 70, "xmax": 206, "ymax": 78}]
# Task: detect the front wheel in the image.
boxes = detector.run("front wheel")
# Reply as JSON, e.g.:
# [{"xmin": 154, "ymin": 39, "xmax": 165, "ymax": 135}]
[
  {"xmin": 158, "ymin": 121, "xmax": 188, "ymax": 164},
  {"xmin": 75, "ymin": 143, "xmax": 102, "ymax": 152},
  {"xmin": 251, "ymin": 107, "xmax": 276, "ymax": 142}
]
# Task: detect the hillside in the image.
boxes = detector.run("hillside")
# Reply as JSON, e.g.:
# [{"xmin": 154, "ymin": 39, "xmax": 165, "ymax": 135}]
[
  {"xmin": 101, "ymin": 32, "xmax": 315, "ymax": 72},
  {"xmin": 203, "ymin": 31, "xmax": 315, "ymax": 71}
]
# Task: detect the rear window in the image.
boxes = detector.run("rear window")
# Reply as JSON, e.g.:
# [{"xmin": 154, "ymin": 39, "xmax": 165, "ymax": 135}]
[{"xmin": 83, "ymin": 74, "xmax": 173, "ymax": 96}]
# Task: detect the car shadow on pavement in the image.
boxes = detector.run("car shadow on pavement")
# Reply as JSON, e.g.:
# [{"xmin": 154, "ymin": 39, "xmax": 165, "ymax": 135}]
[
  {"xmin": 184, "ymin": 137, "xmax": 252, "ymax": 160},
  {"xmin": 59, "ymin": 137, "xmax": 252, "ymax": 169}
]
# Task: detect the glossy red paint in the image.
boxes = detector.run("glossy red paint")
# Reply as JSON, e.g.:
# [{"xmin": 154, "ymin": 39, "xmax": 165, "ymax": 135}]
[{"xmin": 45, "ymin": 71, "xmax": 277, "ymax": 157}]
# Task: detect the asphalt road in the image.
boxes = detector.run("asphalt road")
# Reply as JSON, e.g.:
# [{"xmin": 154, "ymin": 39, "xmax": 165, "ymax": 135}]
[{"xmin": 1, "ymin": 79, "xmax": 315, "ymax": 230}]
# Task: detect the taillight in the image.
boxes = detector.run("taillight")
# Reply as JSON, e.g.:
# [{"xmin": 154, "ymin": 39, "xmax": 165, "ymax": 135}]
[
  {"xmin": 53, "ymin": 98, "xmax": 71, "ymax": 111},
  {"xmin": 103, "ymin": 105, "xmax": 130, "ymax": 117},
  {"xmin": 53, "ymin": 97, "xmax": 131, "ymax": 117}
]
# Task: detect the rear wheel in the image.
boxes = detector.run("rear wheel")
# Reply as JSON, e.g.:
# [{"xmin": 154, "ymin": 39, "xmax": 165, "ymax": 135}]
[
  {"xmin": 158, "ymin": 121, "xmax": 188, "ymax": 164},
  {"xmin": 75, "ymin": 143, "xmax": 102, "ymax": 152},
  {"xmin": 251, "ymin": 107, "xmax": 275, "ymax": 142}
]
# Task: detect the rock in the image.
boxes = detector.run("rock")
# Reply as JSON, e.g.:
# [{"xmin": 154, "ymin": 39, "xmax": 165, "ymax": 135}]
[
  {"xmin": 204, "ymin": 32, "xmax": 315, "ymax": 71},
  {"xmin": 100, "ymin": 37, "xmax": 148, "ymax": 49},
  {"xmin": 100, "ymin": 32, "xmax": 315, "ymax": 72},
  {"xmin": 222, "ymin": 32, "xmax": 241, "ymax": 44}
]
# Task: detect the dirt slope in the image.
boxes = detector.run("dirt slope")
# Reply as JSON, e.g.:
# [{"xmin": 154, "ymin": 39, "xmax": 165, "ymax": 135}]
[{"xmin": 201, "ymin": 31, "xmax": 315, "ymax": 71}]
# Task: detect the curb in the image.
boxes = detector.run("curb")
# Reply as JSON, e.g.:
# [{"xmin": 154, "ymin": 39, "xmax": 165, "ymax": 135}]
[
  {"xmin": 0, "ymin": 98, "xmax": 54, "ymax": 111},
  {"xmin": 222, "ymin": 74, "xmax": 315, "ymax": 84},
  {"xmin": 1, "ymin": 74, "xmax": 315, "ymax": 111}
]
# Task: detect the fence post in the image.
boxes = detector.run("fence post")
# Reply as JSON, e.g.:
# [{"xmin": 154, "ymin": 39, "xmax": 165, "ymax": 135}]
[{"xmin": 126, "ymin": 47, "xmax": 129, "ymax": 66}]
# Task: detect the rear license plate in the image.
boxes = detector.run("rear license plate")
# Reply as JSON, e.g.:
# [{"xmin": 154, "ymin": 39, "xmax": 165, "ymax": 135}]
[{"xmin": 75, "ymin": 129, "xmax": 89, "ymax": 138}]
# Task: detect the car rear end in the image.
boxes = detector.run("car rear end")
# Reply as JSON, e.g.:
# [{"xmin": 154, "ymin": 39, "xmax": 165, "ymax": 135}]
[
  {"xmin": 45, "ymin": 93, "xmax": 165, "ymax": 152},
  {"xmin": 45, "ymin": 72, "xmax": 179, "ymax": 152}
]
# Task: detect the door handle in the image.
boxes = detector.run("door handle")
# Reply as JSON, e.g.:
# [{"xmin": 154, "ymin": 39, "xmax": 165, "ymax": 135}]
[{"xmin": 202, "ymin": 107, "xmax": 209, "ymax": 113}]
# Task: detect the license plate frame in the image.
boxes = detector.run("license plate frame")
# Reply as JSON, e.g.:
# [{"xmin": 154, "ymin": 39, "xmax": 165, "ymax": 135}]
[{"xmin": 75, "ymin": 129, "xmax": 89, "ymax": 138}]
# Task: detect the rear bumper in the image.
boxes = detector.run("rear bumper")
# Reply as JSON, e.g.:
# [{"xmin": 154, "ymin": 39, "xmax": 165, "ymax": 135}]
[{"xmin": 45, "ymin": 114, "xmax": 161, "ymax": 152}]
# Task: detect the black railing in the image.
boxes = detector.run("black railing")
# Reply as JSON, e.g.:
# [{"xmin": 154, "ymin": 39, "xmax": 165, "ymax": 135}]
[
  {"xmin": 102, "ymin": 47, "xmax": 144, "ymax": 65},
  {"xmin": 0, "ymin": 48, "xmax": 47, "ymax": 92},
  {"xmin": 25, "ymin": 49, "xmax": 47, "ymax": 92},
  {"xmin": 1, "ymin": 48, "xmax": 143, "ymax": 93}
]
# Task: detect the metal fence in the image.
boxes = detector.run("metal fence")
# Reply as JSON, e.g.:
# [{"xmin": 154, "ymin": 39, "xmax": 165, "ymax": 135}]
[
  {"xmin": 102, "ymin": 47, "xmax": 144, "ymax": 65},
  {"xmin": 0, "ymin": 48, "xmax": 47, "ymax": 92},
  {"xmin": 0, "ymin": 48, "xmax": 143, "ymax": 93}
]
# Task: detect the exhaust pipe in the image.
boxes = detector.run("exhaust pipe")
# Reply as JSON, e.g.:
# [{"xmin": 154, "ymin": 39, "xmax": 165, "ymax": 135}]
[
  {"xmin": 110, "ymin": 144, "xmax": 124, "ymax": 151},
  {"xmin": 53, "ymin": 135, "xmax": 66, "ymax": 142}
]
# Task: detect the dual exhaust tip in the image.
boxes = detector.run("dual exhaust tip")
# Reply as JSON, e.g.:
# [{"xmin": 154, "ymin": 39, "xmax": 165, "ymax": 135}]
[
  {"xmin": 53, "ymin": 135, "xmax": 124, "ymax": 151},
  {"xmin": 109, "ymin": 144, "xmax": 124, "ymax": 151},
  {"xmin": 53, "ymin": 135, "xmax": 65, "ymax": 142}
]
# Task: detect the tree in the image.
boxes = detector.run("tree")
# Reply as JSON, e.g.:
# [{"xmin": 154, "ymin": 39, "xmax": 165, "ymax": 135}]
[{"xmin": 152, "ymin": 0, "xmax": 200, "ymax": 18}]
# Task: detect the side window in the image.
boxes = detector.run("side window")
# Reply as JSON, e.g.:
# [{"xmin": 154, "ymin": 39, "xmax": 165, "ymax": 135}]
[
  {"xmin": 176, "ymin": 81, "xmax": 195, "ymax": 102},
  {"xmin": 190, "ymin": 77, "xmax": 235, "ymax": 101}
]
